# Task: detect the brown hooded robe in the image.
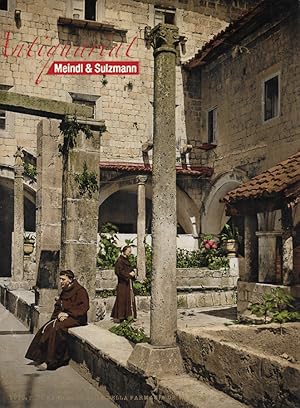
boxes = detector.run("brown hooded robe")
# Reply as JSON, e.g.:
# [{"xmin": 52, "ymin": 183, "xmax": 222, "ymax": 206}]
[
  {"xmin": 111, "ymin": 255, "xmax": 137, "ymax": 321},
  {"xmin": 25, "ymin": 280, "xmax": 89, "ymax": 370}
]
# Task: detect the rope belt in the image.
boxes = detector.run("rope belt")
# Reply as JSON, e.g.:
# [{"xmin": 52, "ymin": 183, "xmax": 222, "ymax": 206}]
[{"xmin": 42, "ymin": 318, "xmax": 57, "ymax": 334}]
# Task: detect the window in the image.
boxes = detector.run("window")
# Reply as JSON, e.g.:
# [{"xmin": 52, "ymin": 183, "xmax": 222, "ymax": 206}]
[
  {"xmin": 0, "ymin": 110, "xmax": 5, "ymax": 129},
  {"xmin": 70, "ymin": 92, "xmax": 99, "ymax": 119},
  {"xmin": 207, "ymin": 107, "xmax": 217, "ymax": 144},
  {"xmin": 72, "ymin": 0, "xmax": 97, "ymax": 20},
  {"xmin": 85, "ymin": 0, "xmax": 96, "ymax": 20},
  {"xmin": 0, "ymin": 0, "xmax": 8, "ymax": 11},
  {"xmin": 154, "ymin": 7, "xmax": 176, "ymax": 26},
  {"xmin": 0, "ymin": 85, "xmax": 13, "ymax": 134},
  {"xmin": 263, "ymin": 75, "xmax": 279, "ymax": 121}
]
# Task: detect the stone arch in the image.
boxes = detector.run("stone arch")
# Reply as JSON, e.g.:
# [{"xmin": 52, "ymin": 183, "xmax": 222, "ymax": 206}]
[
  {"xmin": 201, "ymin": 169, "xmax": 248, "ymax": 235},
  {"xmin": 0, "ymin": 165, "xmax": 37, "ymax": 203},
  {"xmin": 99, "ymin": 175, "xmax": 199, "ymax": 234}
]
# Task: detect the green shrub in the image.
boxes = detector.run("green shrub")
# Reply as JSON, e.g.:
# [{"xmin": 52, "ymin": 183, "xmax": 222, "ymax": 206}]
[
  {"xmin": 176, "ymin": 248, "xmax": 207, "ymax": 268},
  {"xmin": 23, "ymin": 162, "xmax": 37, "ymax": 180},
  {"xmin": 109, "ymin": 318, "xmax": 150, "ymax": 343},
  {"xmin": 97, "ymin": 289, "xmax": 116, "ymax": 298},
  {"xmin": 133, "ymin": 278, "xmax": 151, "ymax": 296},
  {"xmin": 145, "ymin": 243, "xmax": 153, "ymax": 279},
  {"xmin": 249, "ymin": 288, "xmax": 300, "ymax": 332},
  {"xmin": 97, "ymin": 223, "xmax": 120, "ymax": 269}
]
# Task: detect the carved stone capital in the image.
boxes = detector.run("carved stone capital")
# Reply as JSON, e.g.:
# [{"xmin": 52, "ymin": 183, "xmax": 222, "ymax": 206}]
[
  {"xmin": 14, "ymin": 146, "xmax": 24, "ymax": 166},
  {"xmin": 14, "ymin": 146, "xmax": 24, "ymax": 176},
  {"xmin": 144, "ymin": 23, "xmax": 179, "ymax": 54},
  {"xmin": 136, "ymin": 175, "xmax": 148, "ymax": 185}
]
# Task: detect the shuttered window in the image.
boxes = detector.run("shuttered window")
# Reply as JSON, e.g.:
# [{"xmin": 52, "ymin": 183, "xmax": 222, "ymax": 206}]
[
  {"xmin": 207, "ymin": 107, "xmax": 217, "ymax": 144},
  {"xmin": 264, "ymin": 75, "xmax": 280, "ymax": 121}
]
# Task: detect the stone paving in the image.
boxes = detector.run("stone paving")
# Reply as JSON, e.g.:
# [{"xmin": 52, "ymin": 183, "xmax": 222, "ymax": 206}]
[
  {"xmin": 95, "ymin": 305, "xmax": 237, "ymax": 335},
  {"xmin": 0, "ymin": 304, "xmax": 116, "ymax": 408}
]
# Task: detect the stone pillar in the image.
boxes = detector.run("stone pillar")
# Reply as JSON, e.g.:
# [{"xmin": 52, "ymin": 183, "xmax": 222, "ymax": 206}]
[
  {"xmin": 11, "ymin": 146, "xmax": 25, "ymax": 288},
  {"xmin": 256, "ymin": 231, "xmax": 281, "ymax": 283},
  {"xmin": 282, "ymin": 204, "xmax": 294, "ymax": 285},
  {"xmin": 136, "ymin": 175, "xmax": 147, "ymax": 281},
  {"xmin": 243, "ymin": 215, "xmax": 258, "ymax": 282},
  {"xmin": 35, "ymin": 119, "xmax": 63, "ymax": 328},
  {"xmin": 59, "ymin": 128, "xmax": 101, "ymax": 321},
  {"xmin": 128, "ymin": 24, "xmax": 184, "ymax": 377}
]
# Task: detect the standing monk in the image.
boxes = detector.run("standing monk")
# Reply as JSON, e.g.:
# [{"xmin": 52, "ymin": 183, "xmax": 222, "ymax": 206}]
[
  {"xmin": 25, "ymin": 270, "xmax": 89, "ymax": 370},
  {"xmin": 111, "ymin": 246, "xmax": 137, "ymax": 323}
]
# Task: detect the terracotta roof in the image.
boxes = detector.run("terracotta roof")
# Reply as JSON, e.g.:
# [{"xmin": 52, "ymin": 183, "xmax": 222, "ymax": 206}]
[
  {"xmin": 184, "ymin": 0, "xmax": 296, "ymax": 70},
  {"xmin": 100, "ymin": 162, "xmax": 213, "ymax": 177},
  {"xmin": 223, "ymin": 151, "xmax": 300, "ymax": 205}
]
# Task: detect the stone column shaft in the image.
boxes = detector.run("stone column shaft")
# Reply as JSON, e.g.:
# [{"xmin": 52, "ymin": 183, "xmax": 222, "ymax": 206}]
[
  {"xmin": 12, "ymin": 146, "xmax": 24, "ymax": 283},
  {"xmin": 127, "ymin": 24, "xmax": 184, "ymax": 377},
  {"xmin": 243, "ymin": 215, "xmax": 258, "ymax": 282},
  {"xmin": 35, "ymin": 119, "xmax": 62, "ymax": 328},
  {"xmin": 60, "ymin": 129, "xmax": 101, "ymax": 318},
  {"xmin": 282, "ymin": 204, "xmax": 294, "ymax": 285},
  {"xmin": 256, "ymin": 231, "xmax": 281, "ymax": 283},
  {"xmin": 150, "ymin": 24, "xmax": 178, "ymax": 348},
  {"xmin": 136, "ymin": 175, "xmax": 147, "ymax": 281}
]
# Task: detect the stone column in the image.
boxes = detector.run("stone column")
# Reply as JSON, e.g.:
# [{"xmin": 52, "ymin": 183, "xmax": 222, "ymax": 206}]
[
  {"xmin": 11, "ymin": 146, "xmax": 25, "ymax": 288},
  {"xmin": 35, "ymin": 119, "xmax": 62, "ymax": 329},
  {"xmin": 256, "ymin": 231, "xmax": 281, "ymax": 283},
  {"xmin": 59, "ymin": 127, "xmax": 101, "ymax": 321},
  {"xmin": 128, "ymin": 24, "xmax": 184, "ymax": 377},
  {"xmin": 136, "ymin": 175, "xmax": 147, "ymax": 281},
  {"xmin": 243, "ymin": 215, "xmax": 258, "ymax": 282},
  {"xmin": 282, "ymin": 204, "xmax": 294, "ymax": 285}
]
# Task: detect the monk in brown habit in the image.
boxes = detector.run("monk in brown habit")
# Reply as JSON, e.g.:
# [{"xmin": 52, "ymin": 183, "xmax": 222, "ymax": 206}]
[
  {"xmin": 111, "ymin": 245, "xmax": 137, "ymax": 323},
  {"xmin": 25, "ymin": 270, "xmax": 89, "ymax": 370}
]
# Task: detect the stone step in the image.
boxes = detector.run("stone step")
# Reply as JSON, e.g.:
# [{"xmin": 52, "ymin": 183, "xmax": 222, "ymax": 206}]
[
  {"xmin": 69, "ymin": 325, "xmax": 250, "ymax": 408},
  {"xmin": 96, "ymin": 290, "xmax": 236, "ymax": 312},
  {"xmin": 158, "ymin": 375, "xmax": 250, "ymax": 408}
]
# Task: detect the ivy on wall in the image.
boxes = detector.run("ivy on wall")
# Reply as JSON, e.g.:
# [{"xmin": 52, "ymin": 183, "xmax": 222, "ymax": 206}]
[{"xmin": 74, "ymin": 161, "xmax": 98, "ymax": 198}]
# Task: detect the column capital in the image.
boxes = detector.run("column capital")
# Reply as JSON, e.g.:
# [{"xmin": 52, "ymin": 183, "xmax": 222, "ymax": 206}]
[
  {"xmin": 14, "ymin": 146, "xmax": 24, "ymax": 177},
  {"xmin": 136, "ymin": 175, "xmax": 148, "ymax": 185},
  {"xmin": 144, "ymin": 23, "xmax": 179, "ymax": 55},
  {"xmin": 14, "ymin": 146, "xmax": 24, "ymax": 166}
]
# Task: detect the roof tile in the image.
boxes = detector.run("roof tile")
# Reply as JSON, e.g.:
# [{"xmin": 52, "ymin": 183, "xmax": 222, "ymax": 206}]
[{"xmin": 223, "ymin": 151, "xmax": 300, "ymax": 203}]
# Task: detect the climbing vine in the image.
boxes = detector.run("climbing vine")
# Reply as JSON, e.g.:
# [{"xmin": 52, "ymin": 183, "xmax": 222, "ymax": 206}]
[
  {"xmin": 74, "ymin": 161, "xmax": 98, "ymax": 198},
  {"xmin": 58, "ymin": 115, "xmax": 107, "ymax": 157},
  {"xmin": 58, "ymin": 115, "xmax": 92, "ymax": 156}
]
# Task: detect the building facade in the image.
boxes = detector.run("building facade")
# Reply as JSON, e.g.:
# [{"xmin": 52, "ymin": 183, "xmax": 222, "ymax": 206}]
[
  {"xmin": 0, "ymin": 0, "xmax": 255, "ymax": 276},
  {"xmin": 184, "ymin": 0, "xmax": 300, "ymax": 235}
]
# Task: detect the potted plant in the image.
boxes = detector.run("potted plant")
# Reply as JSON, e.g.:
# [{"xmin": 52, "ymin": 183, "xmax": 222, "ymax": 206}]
[
  {"xmin": 220, "ymin": 224, "xmax": 240, "ymax": 256},
  {"xmin": 24, "ymin": 232, "xmax": 35, "ymax": 255}
]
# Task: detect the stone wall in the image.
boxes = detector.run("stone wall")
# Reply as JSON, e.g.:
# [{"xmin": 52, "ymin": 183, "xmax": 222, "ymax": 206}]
[
  {"xmin": 97, "ymin": 265, "xmax": 238, "ymax": 289},
  {"xmin": 0, "ymin": 0, "xmax": 253, "ymax": 168},
  {"xmin": 96, "ymin": 263, "xmax": 238, "ymax": 312},
  {"xmin": 237, "ymin": 281, "xmax": 300, "ymax": 316},
  {"xmin": 177, "ymin": 328, "xmax": 300, "ymax": 408},
  {"xmin": 189, "ymin": 10, "xmax": 300, "ymax": 175}
]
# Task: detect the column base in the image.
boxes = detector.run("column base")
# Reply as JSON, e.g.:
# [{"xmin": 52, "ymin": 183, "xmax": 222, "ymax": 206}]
[{"xmin": 127, "ymin": 343, "xmax": 184, "ymax": 377}]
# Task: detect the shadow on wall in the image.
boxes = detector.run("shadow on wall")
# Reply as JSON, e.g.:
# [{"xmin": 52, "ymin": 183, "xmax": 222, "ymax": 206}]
[{"xmin": 0, "ymin": 377, "xmax": 12, "ymax": 408}]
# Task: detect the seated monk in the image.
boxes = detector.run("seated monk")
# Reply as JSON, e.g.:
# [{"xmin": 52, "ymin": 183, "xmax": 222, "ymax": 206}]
[{"xmin": 25, "ymin": 270, "xmax": 89, "ymax": 370}]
